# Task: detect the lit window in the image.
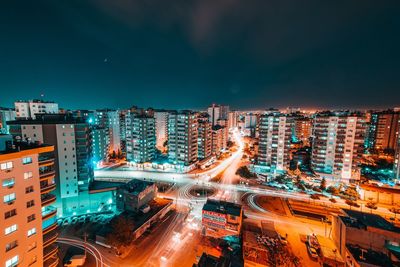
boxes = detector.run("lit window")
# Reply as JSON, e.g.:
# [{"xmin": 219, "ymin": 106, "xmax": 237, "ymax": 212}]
[
  {"xmin": 2, "ymin": 177, "xmax": 15, "ymax": 187},
  {"xmin": 1, "ymin": 161, "xmax": 13, "ymax": 170},
  {"xmin": 27, "ymin": 227, "xmax": 36, "ymax": 237},
  {"xmin": 24, "ymin": 172, "xmax": 33, "ymax": 179},
  {"xmin": 4, "ymin": 193, "xmax": 16, "ymax": 203},
  {"xmin": 5, "ymin": 224, "xmax": 17, "ymax": 235},
  {"xmin": 5, "ymin": 255, "xmax": 18, "ymax": 267},
  {"xmin": 22, "ymin": 157, "xmax": 32, "ymax": 165}
]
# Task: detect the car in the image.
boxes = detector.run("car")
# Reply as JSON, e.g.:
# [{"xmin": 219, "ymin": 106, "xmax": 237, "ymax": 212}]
[
  {"xmin": 71, "ymin": 217, "xmax": 79, "ymax": 224},
  {"xmin": 57, "ymin": 218, "xmax": 63, "ymax": 226},
  {"xmin": 78, "ymin": 216, "xmax": 86, "ymax": 223}
]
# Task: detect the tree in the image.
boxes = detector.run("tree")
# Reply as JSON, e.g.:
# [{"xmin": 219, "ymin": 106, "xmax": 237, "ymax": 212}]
[
  {"xmin": 319, "ymin": 178, "xmax": 327, "ymax": 191},
  {"xmin": 366, "ymin": 198, "xmax": 378, "ymax": 214},
  {"xmin": 105, "ymin": 216, "xmax": 134, "ymax": 249},
  {"xmin": 236, "ymin": 166, "xmax": 257, "ymax": 179},
  {"xmin": 344, "ymin": 186, "xmax": 359, "ymax": 200}
]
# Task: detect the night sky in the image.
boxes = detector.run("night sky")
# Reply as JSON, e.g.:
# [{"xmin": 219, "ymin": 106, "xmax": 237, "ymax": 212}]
[{"xmin": 1, "ymin": 0, "xmax": 400, "ymax": 110}]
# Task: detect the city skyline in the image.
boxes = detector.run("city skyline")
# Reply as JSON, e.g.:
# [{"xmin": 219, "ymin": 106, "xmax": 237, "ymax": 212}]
[{"xmin": 1, "ymin": 0, "xmax": 400, "ymax": 110}]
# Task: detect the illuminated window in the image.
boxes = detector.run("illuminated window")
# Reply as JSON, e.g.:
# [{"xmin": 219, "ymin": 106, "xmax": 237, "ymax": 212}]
[
  {"xmin": 27, "ymin": 227, "xmax": 36, "ymax": 237},
  {"xmin": 24, "ymin": 171, "xmax": 33, "ymax": 179},
  {"xmin": 1, "ymin": 161, "xmax": 13, "ymax": 170},
  {"xmin": 5, "ymin": 255, "xmax": 18, "ymax": 267},
  {"xmin": 22, "ymin": 157, "xmax": 32, "ymax": 165},
  {"xmin": 4, "ymin": 193, "xmax": 16, "ymax": 203},
  {"xmin": 2, "ymin": 177, "xmax": 15, "ymax": 187},
  {"xmin": 5, "ymin": 224, "xmax": 17, "ymax": 235}
]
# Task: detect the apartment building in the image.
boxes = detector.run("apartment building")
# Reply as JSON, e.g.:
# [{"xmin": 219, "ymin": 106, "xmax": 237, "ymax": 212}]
[
  {"xmin": 0, "ymin": 108, "xmax": 16, "ymax": 134},
  {"xmin": 208, "ymin": 104, "xmax": 229, "ymax": 126},
  {"xmin": 0, "ymin": 135, "xmax": 58, "ymax": 267},
  {"xmin": 7, "ymin": 114, "xmax": 93, "ymax": 216},
  {"xmin": 198, "ymin": 114, "xmax": 212, "ymax": 160},
  {"xmin": 369, "ymin": 110, "xmax": 400, "ymax": 152},
  {"xmin": 92, "ymin": 127, "xmax": 109, "ymax": 164},
  {"xmin": 293, "ymin": 117, "xmax": 312, "ymax": 146},
  {"xmin": 15, "ymin": 100, "xmax": 58, "ymax": 119},
  {"xmin": 93, "ymin": 109, "xmax": 121, "ymax": 156},
  {"xmin": 311, "ymin": 112, "xmax": 365, "ymax": 182},
  {"xmin": 211, "ymin": 125, "xmax": 228, "ymax": 156},
  {"xmin": 168, "ymin": 110, "xmax": 198, "ymax": 166},
  {"xmin": 125, "ymin": 110, "xmax": 156, "ymax": 163},
  {"xmin": 257, "ymin": 113, "xmax": 293, "ymax": 173},
  {"xmin": 154, "ymin": 110, "xmax": 169, "ymax": 151},
  {"xmin": 228, "ymin": 111, "xmax": 238, "ymax": 130}
]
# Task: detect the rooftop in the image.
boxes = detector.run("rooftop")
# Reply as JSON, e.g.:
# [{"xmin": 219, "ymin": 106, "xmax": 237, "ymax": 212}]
[
  {"xmin": 119, "ymin": 179, "xmax": 155, "ymax": 196},
  {"xmin": 342, "ymin": 209, "xmax": 400, "ymax": 233},
  {"xmin": 0, "ymin": 136, "xmax": 53, "ymax": 155},
  {"xmin": 8, "ymin": 114, "xmax": 87, "ymax": 125},
  {"xmin": 203, "ymin": 199, "xmax": 242, "ymax": 216}
]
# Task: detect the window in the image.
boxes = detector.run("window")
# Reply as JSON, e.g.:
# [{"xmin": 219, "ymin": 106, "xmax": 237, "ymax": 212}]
[
  {"xmin": 25, "ymin": 186, "xmax": 34, "ymax": 194},
  {"xmin": 2, "ymin": 177, "xmax": 15, "ymax": 187},
  {"xmin": 5, "ymin": 209, "xmax": 17, "ymax": 219},
  {"xmin": 27, "ymin": 200, "xmax": 35, "ymax": 208},
  {"xmin": 27, "ymin": 227, "xmax": 36, "ymax": 237},
  {"xmin": 22, "ymin": 157, "xmax": 32, "ymax": 165},
  {"xmin": 6, "ymin": 255, "xmax": 18, "ymax": 267},
  {"xmin": 5, "ymin": 240, "xmax": 18, "ymax": 252},
  {"xmin": 4, "ymin": 193, "xmax": 16, "ymax": 203},
  {"xmin": 24, "ymin": 171, "xmax": 33, "ymax": 179},
  {"xmin": 5, "ymin": 224, "xmax": 17, "ymax": 235},
  {"xmin": 1, "ymin": 161, "xmax": 13, "ymax": 170},
  {"xmin": 28, "ymin": 241, "xmax": 37, "ymax": 251},
  {"xmin": 27, "ymin": 214, "xmax": 36, "ymax": 222}
]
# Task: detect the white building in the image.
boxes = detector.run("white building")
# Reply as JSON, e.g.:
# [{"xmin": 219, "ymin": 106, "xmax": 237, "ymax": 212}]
[
  {"xmin": 154, "ymin": 111, "xmax": 169, "ymax": 151},
  {"xmin": 94, "ymin": 110, "xmax": 121, "ymax": 156},
  {"xmin": 257, "ymin": 113, "xmax": 292, "ymax": 173},
  {"xmin": 168, "ymin": 110, "xmax": 198, "ymax": 166},
  {"xmin": 207, "ymin": 104, "xmax": 229, "ymax": 126},
  {"xmin": 311, "ymin": 112, "xmax": 366, "ymax": 183},
  {"xmin": 15, "ymin": 100, "xmax": 58, "ymax": 119}
]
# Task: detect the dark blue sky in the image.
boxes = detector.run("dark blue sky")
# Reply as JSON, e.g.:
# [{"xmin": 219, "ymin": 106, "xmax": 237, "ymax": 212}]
[{"xmin": 1, "ymin": 0, "xmax": 399, "ymax": 110}]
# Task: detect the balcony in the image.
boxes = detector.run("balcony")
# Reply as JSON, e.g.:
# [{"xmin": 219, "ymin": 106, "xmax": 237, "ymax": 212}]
[
  {"xmin": 41, "ymin": 183, "xmax": 56, "ymax": 194},
  {"xmin": 39, "ymin": 158, "xmax": 55, "ymax": 167},
  {"xmin": 40, "ymin": 170, "xmax": 56, "ymax": 181},
  {"xmin": 42, "ymin": 206, "xmax": 57, "ymax": 220},
  {"xmin": 42, "ymin": 217, "xmax": 58, "ymax": 235},
  {"xmin": 43, "ymin": 244, "xmax": 58, "ymax": 261},
  {"xmin": 43, "ymin": 257, "xmax": 59, "ymax": 267},
  {"xmin": 43, "ymin": 229, "xmax": 58, "ymax": 248},
  {"xmin": 41, "ymin": 194, "xmax": 56, "ymax": 207}
]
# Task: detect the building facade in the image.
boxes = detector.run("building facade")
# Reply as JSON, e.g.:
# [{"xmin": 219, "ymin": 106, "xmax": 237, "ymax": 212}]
[
  {"xmin": 94, "ymin": 110, "xmax": 121, "ymax": 156},
  {"xmin": 154, "ymin": 110, "xmax": 169, "ymax": 151},
  {"xmin": 311, "ymin": 112, "xmax": 365, "ymax": 182},
  {"xmin": 125, "ymin": 111, "xmax": 156, "ymax": 163},
  {"xmin": 168, "ymin": 111, "xmax": 198, "ymax": 166},
  {"xmin": 0, "ymin": 108, "xmax": 16, "ymax": 134},
  {"xmin": 202, "ymin": 199, "xmax": 243, "ymax": 239},
  {"xmin": 198, "ymin": 114, "xmax": 212, "ymax": 160},
  {"xmin": 257, "ymin": 113, "xmax": 292, "ymax": 173},
  {"xmin": 293, "ymin": 117, "xmax": 312, "ymax": 146},
  {"xmin": 8, "ymin": 114, "xmax": 94, "ymax": 216},
  {"xmin": 0, "ymin": 137, "xmax": 58, "ymax": 267},
  {"xmin": 14, "ymin": 100, "xmax": 58, "ymax": 119},
  {"xmin": 211, "ymin": 125, "xmax": 228, "ymax": 156}
]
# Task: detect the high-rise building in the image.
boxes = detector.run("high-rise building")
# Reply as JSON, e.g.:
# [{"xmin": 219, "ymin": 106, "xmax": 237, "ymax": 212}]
[
  {"xmin": 207, "ymin": 104, "xmax": 229, "ymax": 126},
  {"xmin": 369, "ymin": 110, "xmax": 400, "ymax": 152},
  {"xmin": 14, "ymin": 100, "xmax": 59, "ymax": 119},
  {"xmin": 94, "ymin": 109, "xmax": 121, "ymax": 156},
  {"xmin": 211, "ymin": 125, "xmax": 228, "ymax": 156},
  {"xmin": 0, "ymin": 108, "xmax": 16, "ymax": 134},
  {"xmin": 125, "ymin": 110, "xmax": 156, "ymax": 163},
  {"xmin": 311, "ymin": 112, "xmax": 366, "ymax": 182},
  {"xmin": 258, "ymin": 113, "xmax": 293, "ymax": 173},
  {"xmin": 364, "ymin": 111, "xmax": 378, "ymax": 150},
  {"xmin": 8, "ymin": 114, "xmax": 94, "ymax": 216},
  {"xmin": 154, "ymin": 110, "xmax": 169, "ymax": 151},
  {"xmin": 0, "ymin": 136, "xmax": 58, "ymax": 267},
  {"xmin": 168, "ymin": 110, "xmax": 198, "ymax": 166},
  {"xmin": 197, "ymin": 114, "xmax": 212, "ymax": 160},
  {"xmin": 293, "ymin": 117, "xmax": 312, "ymax": 146},
  {"xmin": 92, "ymin": 127, "xmax": 109, "ymax": 163},
  {"xmin": 228, "ymin": 111, "xmax": 238, "ymax": 129},
  {"xmin": 243, "ymin": 113, "xmax": 258, "ymax": 137}
]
